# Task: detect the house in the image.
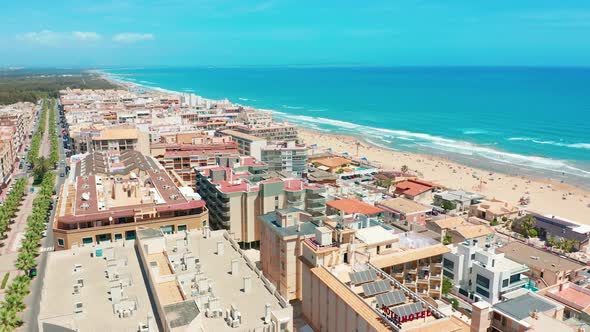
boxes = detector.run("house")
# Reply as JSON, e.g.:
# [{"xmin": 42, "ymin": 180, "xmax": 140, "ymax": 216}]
[
  {"xmin": 376, "ymin": 197, "xmax": 432, "ymax": 225},
  {"xmin": 469, "ymin": 199, "xmax": 521, "ymax": 222},
  {"xmin": 427, "ymin": 217, "xmax": 495, "ymax": 245},
  {"xmin": 325, "ymin": 198, "xmax": 384, "ymax": 218},
  {"xmin": 514, "ymin": 213, "xmax": 590, "ymax": 251},
  {"xmin": 393, "ymin": 179, "xmax": 437, "ymax": 202},
  {"xmin": 309, "ymin": 156, "xmax": 351, "ymax": 173},
  {"xmin": 495, "ymin": 242, "xmax": 586, "ymax": 287},
  {"xmin": 443, "ymin": 240, "xmax": 529, "ymax": 304},
  {"xmin": 433, "ymin": 190, "xmax": 485, "ymax": 211}
]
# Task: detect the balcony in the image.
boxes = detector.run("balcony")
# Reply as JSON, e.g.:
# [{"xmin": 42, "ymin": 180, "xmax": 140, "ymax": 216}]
[
  {"xmin": 306, "ymin": 205, "xmax": 325, "ymax": 212},
  {"xmin": 306, "ymin": 194, "xmax": 326, "ymax": 203}
]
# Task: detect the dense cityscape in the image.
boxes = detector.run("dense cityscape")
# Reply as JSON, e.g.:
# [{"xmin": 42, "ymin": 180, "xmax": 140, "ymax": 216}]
[{"xmin": 0, "ymin": 83, "xmax": 587, "ymax": 332}]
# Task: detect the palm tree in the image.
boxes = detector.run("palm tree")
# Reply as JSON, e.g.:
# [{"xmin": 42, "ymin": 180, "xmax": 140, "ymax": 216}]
[
  {"xmin": 15, "ymin": 252, "xmax": 36, "ymax": 273},
  {"xmin": 0, "ymin": 305, "xmax": 21, "ymax": 331},
  {"xmin": 401, "ymin": 165, "xmax": 409, "ymax": 174}
]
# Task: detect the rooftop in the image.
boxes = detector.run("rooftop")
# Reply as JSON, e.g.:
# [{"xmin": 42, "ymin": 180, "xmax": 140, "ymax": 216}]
[
  {"xmin": 394, "ymin": 179, "xmax": 434, "ymax": 197},
  {"xmin": 326, "ymin": 198, "xmax": 384, "ymax": 215},
  {"xmin": 57, "ymin": 150, "xmax": 205, "ymax": 225},
  {"xmin": 377, "ymin": 197, "xmax": 431, "ymax": 214},
  {"xmin": 38, "ymin": 244, "xmax": 155, "ymax": 331},
  {"xmin": 436, "ymin": 190, "xmax": 484, "ymax": 201},
  {"xmin": 494, "ymin": 291, "xmax": 558, "ymax": 320},
  {"xmin": 496, "ymin": 242, "xmax": 585, "ymax": 273},
  {"xmin": 137, "ymin": 229, "xmax": 292, "ymax": 331}
]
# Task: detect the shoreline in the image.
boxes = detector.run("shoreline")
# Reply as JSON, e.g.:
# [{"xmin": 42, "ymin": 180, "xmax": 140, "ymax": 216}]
[
  {"xmin": 299, "ymin": 127, "xmax": 590, "ymax": 223},
  {"xmin": 98, "ymin": 71, "xmax": 590, "ymax": 223}
]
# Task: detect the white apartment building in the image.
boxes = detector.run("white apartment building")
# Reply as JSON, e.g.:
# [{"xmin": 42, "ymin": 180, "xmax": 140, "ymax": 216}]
[{"xmin": 443, "ymin": 239, "xmax": 529, "ymax": 304}]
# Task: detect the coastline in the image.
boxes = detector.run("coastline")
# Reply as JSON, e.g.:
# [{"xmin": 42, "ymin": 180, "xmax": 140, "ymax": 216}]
[
  {"xmin": 98, "ymin": 71, "xmax": 590, "ymax": 223},
  {"xmin": 299, "ymin": 128, "xmax": 590, "ymax": 223}
]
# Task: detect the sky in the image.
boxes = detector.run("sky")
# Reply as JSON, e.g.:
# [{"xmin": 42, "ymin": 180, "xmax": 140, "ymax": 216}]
[{"xmin": 1, "ymin": 0, "xmax": 590, "ymax": 67}]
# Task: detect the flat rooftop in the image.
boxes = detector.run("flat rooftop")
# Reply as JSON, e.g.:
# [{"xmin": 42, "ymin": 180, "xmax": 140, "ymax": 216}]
[
  {"xmin": 139, "ymin": 230, "xmax": 291, "ymax": 331},
  {"xmin": 496, "ymin": 242, "xmax": 585, "ymax": 273},
  {"xmin": 38, "ymin": 245, "xmax": 155, "ymax": 331},
  {"xmin": 494, "ymin": 292, "xmax": 558, "ymax": 320}
]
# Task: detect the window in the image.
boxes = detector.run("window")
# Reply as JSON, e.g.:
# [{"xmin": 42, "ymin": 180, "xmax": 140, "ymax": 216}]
[
  {"xmin": 443, "ymin": 258, "xmax": 454, "ymax": 270},
  {"xmin": 178, "ymin": 225, "xmax": 187, "ymax": 232},
  {"xmin": 502, "ymin": 279, "xmax": 509, "ymax": 288},
  {"xmin": 114, "ymin": 233, "xmax": 123, "ymax": 241},
  {"xmin": 476, "ymin": 286, "xmax": 490, "ymax": 298},
  {"xmin": 57, "ymin": 238, "xmax": 65, "ymax": 247},
  {"xmin": 471, "ymin": 253, "xmax": 476, "ymax": 260},
  {"xmin": 476, "ymin": 274, "xmax": 490, "ymax": 289},
  {"xmin": 443, "ymin": 269, "xmax": 454, "ymax": 279},
  {"xmin": 82, "ymin": 237, "xmax": 93, "ymax": 245},
  {"xmin": 510, "ymin": 274, "xmax": 521, "ymax": 284}
]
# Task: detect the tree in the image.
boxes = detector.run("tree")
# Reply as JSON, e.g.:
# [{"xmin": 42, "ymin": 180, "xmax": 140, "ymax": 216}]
[
  {"xmin": 401, "ymin": 165, "xmax": 409, "ymax": 174},
  {"xmin": 443, "ymin": 234, "xmax": 453, "ymax": 245},
  {"xmin": 450, "ymin": 298, "xmax": 459, "ymax": 310},
  {"xmin": 441, "ymin": 201, "xmax": 455, "ymax": 211},
  {"xmin": 0, "ymin": 305, "xmax": 21, "ymax": 331},
  {"xmin": 442, "ymin": 277, "xmax": 453, "ymax": 296},
  {"xmin": 15, "ymin": 252, "xmax": 36, "ymax": 272}
]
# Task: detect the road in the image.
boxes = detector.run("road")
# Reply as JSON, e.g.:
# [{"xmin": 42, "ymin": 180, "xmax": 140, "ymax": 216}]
[{"xmin": 20, "ymin": 98, "xmax": 66, "ymax": 332}]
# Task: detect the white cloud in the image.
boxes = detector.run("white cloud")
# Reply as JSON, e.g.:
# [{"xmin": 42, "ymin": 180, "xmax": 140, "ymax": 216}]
[
  {"xmin": 113, "ymin": 33, "xmax": 155, "ymax": 43},
  {"xmin": 17, "ymin": 30, "xmax": 102, "ymax": 45},
  {"xmin": 72, "ymin": 31, "xmax": 102, "ymax": 41},
  {"xmin": 17, "ymin": 30, "xmax": 61, "ymax": 45}
]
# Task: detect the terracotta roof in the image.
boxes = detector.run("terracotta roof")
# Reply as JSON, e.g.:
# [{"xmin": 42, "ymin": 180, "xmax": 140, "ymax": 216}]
[
  {"xmin": 326, "ymin": 198, "xmax": 384, "ymax": 215},
  {"xmin": 394, "ymin": 180, "xmax": 433, "ymax": 197},
  {"xmin": 313, "ymin": 156, "xmax": 350, "ymax": 168}
]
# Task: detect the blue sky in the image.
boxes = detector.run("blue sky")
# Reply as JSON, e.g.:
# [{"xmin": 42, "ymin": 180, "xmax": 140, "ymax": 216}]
[{"xmin": 1, "ymin": 0, "xmax": 590, "ymax": 67}]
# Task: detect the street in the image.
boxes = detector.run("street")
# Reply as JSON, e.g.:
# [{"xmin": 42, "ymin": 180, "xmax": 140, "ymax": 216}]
[{"xmin": 18, "ymin": 98, "xmax": 67, "ymax": 332}]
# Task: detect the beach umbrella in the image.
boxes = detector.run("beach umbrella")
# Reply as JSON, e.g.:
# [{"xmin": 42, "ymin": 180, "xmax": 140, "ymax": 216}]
[
  {"xmin": 310, "ymin": 143, "xmax": 318, "ymax": 148},
  {"xmin": 342, "ymin": 152, "xmax": 349, "ymax": 156},
  {"xmin": 326, "ymin": 147, "xmax": 332, "ymax": 151},
  {"xmin": 360, "ymin": 157, "xmax": 368, "ymax": 162}
]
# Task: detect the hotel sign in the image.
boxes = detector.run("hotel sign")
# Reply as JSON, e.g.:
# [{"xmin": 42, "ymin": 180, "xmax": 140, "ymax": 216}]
[{"xmin": 380, "ymin": 305, "xmax": 432, "ymax": 328}]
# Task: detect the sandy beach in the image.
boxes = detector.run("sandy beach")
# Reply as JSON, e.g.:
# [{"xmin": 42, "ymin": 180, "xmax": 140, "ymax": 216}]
[{"xmin": 299, "ymin": 128, "xmax": 590, "ymax": 224}]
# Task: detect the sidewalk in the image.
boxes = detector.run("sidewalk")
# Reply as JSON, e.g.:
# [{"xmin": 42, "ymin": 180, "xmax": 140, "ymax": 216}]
[{"xmin": 0, "ymin": 177, "xmax": 37, "ymax": 256}]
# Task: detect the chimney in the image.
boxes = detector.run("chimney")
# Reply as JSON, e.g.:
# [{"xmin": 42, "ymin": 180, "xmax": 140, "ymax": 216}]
[
  {"xmin": 264, "ymin": 303, "xmax": 271, "ymax": 324},
  {"xmin": 297, "ymin": 223, "xmax": 301, "ymax": 232},
  {"xmin": 243, "ymin": 276, "xmax": 251, "ymax": 293},
  {"xmin": 231, "ymin": 259, "xmax": 239, "ymax": 275}
]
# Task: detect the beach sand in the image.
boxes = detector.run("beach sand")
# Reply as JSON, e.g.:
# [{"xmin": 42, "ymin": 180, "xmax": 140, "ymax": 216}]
[{"xmin": 299, "ymin": 128, "xmax": 590, "ymax": 224}]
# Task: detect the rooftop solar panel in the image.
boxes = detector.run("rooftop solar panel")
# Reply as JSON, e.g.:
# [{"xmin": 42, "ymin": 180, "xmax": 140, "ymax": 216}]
[
  {"xmin": 391, "ymin": 303, "xmax": 424, "ymax": 318},
  {"xmin": 362, "ymin": 280, "xmax": 392, "ymax": 297},
  {"xmin": 349, "ymin": 269, "xmax": 377, "ymax": 285},
  {"xmin": 376, "ymin": 290, "xmax": 406, "ymax": 307}
]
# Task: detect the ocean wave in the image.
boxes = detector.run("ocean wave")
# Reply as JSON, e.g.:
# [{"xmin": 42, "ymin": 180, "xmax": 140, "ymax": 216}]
[
  {"xmin": 306, "ymin": 109, "xmax": 327, "ymax": 112},
  {"xmin": 462, "ymin": 129, "xmax": 487, "ymax": 135},
  {"xmin": 239, "ymin": 97, "xmax": 249, "ymax": 101},
  {"xmin": 139, "ymin": 80, "xmax": 156, "ymax": 85},
  {"xmin": 282, "ymin": 104, "xmax": 305, "ymax": 110},
  {"xmin": 507, "ymin": 137, "xmax": 590, "ymax": 150},
  {"xmin": 182, "ymin": 88, "xmax": 195, "ymax": 92},
  {"xmin": 395, "ymin": 136, "xmax": 415, "ymax": 141}
]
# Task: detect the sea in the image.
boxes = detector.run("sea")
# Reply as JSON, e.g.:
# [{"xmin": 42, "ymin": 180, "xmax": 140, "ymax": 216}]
[{"xmin": 101, "ymin": 67, "xmax": 590, "ymax": 189}]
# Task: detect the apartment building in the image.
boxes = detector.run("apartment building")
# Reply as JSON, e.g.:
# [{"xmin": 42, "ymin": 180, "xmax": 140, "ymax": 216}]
[
  {"xmin": 52, "ymin": 150, "xmax": 208, "ymax": 250},
  {"xmin": 443, "ymin": 240, "xmax": 529, "ymax": 304},
  {"xmin": 259, "ymin": 208, "xmax": 319, "ymax": 301},
  {"xmin": 196, "ymin": 160, "xmax": 326, "ymax": 246},
  {"xmin": 260, "ymin": 141, "xmax": 308, "ymax": 177},
  {"xmin": 229, "ymin": 123, "xmax": 299, "ymax": 143},
  {"xmin": 433, "ymin": 190, "xmax": 485, "ymax": 212},
  {"xmin": 71, "ymin": 126, "xmax": 150, "ymax": 155},
  {"xmin": 514, "ymin": 213, "xmax": 590, "ymax": 251},
  {"xmin": 218, "ymin": 129, "xmax": 267, "ymax": 160},
  {"xmin": 135, "ymin": 228, "xmax": 293, "ymax": 332},
  {"xmin": 150, "ymin": 140, "xmax": 239, "ymax": 189}
]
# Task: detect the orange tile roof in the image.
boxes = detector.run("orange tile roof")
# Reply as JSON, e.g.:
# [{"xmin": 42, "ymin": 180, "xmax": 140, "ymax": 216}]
[
  {"xmin": 394, "ymin": 180, "xmax": 433, "ymax": 197},
  {"xmin": 326, "ymin": 198, "xmax": 384, "ymax": 215}
]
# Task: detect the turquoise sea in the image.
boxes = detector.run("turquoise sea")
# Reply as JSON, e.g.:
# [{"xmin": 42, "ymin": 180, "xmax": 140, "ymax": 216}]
[{"xmin": 102, "ymin": 67, "xmax": 590, "ymax": 188}]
